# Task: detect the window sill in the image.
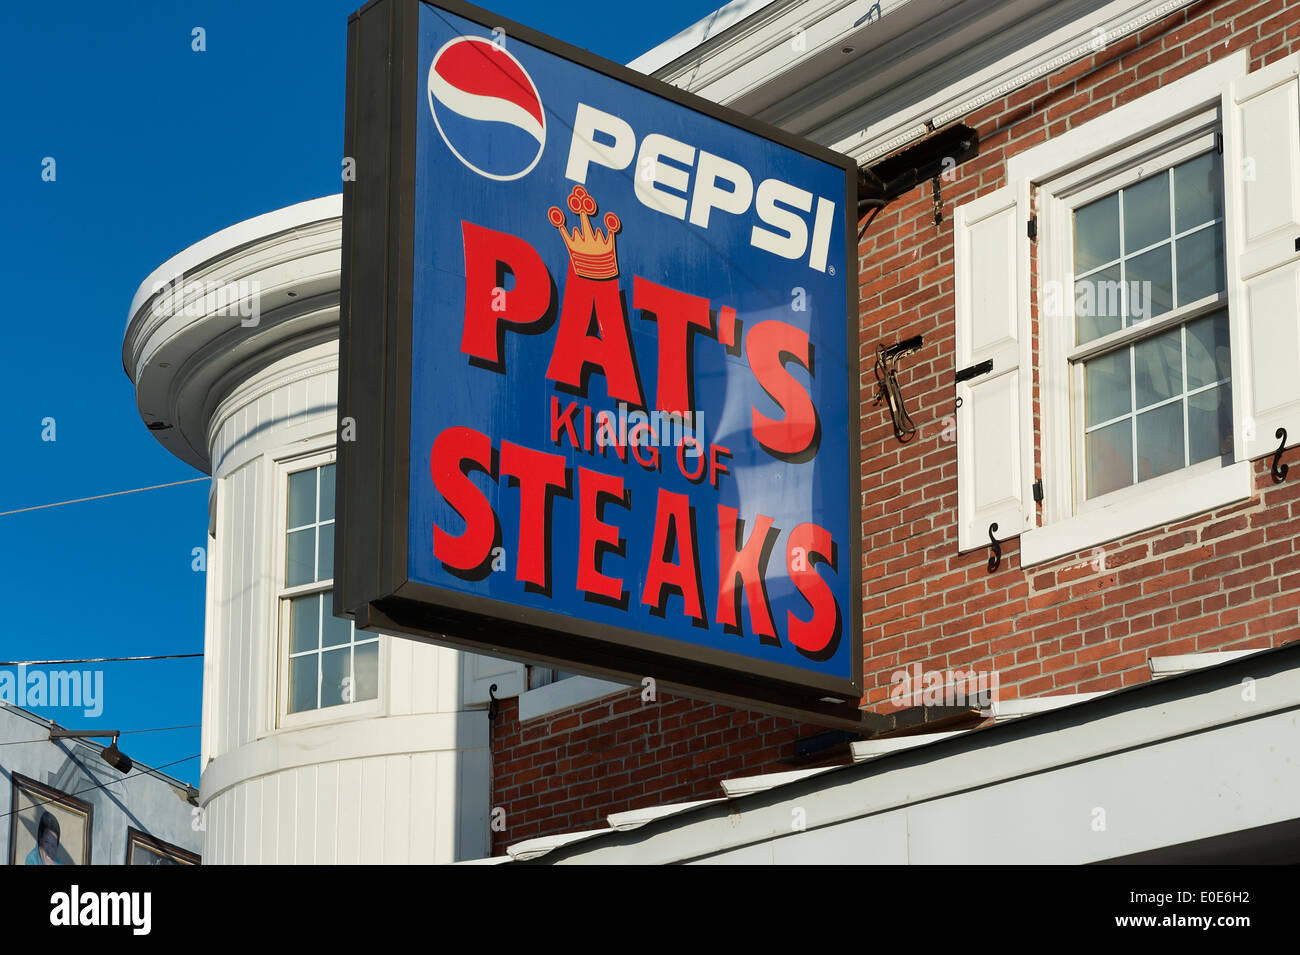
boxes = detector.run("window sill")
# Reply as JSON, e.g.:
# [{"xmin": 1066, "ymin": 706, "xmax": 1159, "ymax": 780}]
[
  {"xmin": 1020, "ymin": 461, "xmax": 1253, "ymax": 568},
  {"xmin": 518, "ymin": 675, "xmax": 632, "ymax": 722},
  {"xmin": 273, "ymin": 697, "xmax": 383, "ymax": 734}
]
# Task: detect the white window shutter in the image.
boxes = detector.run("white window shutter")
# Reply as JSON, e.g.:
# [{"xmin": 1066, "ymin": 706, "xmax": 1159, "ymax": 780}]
[
  {"xmin": 953, "ymin": 183, "xmax": 1031, "ymax": 553},
  {"xmin": 1223, "ymin": 53, "xmax": 1300, "ymax": 462},
  {"xmin": 461, "ymin": 650, "xmax": 526, "ymax": 706}
]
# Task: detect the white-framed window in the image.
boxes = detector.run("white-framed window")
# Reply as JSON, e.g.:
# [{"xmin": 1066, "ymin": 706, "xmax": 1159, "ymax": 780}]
[
  {"xmin": 1064, "ymin": 135, "xmax": 1231, "ymax": 507},
  {"xmin": 951, "ymin": 51, "xmax": 1295, "ymax": 568},
  {"xmin": 275, "ymin": 452, "xmax": 381, "ymax": 725}
]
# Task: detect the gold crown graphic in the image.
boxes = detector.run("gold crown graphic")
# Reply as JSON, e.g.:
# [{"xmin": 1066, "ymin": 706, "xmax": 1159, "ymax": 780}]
[{"xmin": 548, "ymin": 185, "xmax": 622, "ymax": 280}]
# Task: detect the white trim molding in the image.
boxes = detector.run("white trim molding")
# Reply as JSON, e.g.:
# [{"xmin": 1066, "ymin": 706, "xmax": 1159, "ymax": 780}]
[
  {"xmin": 517, "ymin": 675, "xmax": 633, "ymax": 722},
  {"xmin": 1013, "ymin": 52, "xmax": 1254, "ymax": 567},
  {"xmin": 1007, "ymin": 51, "xmax": 1248, "ymax": 184},
  {"xmin": 1021, "ymin": 460, "xmax": 1253, "ymax": 567}
]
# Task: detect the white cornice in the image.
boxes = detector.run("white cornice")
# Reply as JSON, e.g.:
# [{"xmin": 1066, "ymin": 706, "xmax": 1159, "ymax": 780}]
[
  {"xmin": 648, "ymin": 0, "xmax": 918, "ymax": 103},
  {"xmin": 125, "ymin": 195, "xmax": 341, "ymax": 327},
  {"xmin": 634, "ymin": 0, "xmax": 1198, "ymax": 167},
  {"xmin": 831, "ymin": 0, "xmax": 1198, "ymax": 164},
  {"xmin": 629, "ymin": 0, "xmax": 789, "ymax": 75},
  {"xmin": 122, "ymin": 196, "xmax": 343, "ymax": 473}
]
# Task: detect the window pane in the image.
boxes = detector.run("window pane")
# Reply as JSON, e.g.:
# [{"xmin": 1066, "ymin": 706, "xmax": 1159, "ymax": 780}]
[
  {"xmin": 287, "ymin": 468, "xmax": 317, "ymax": 529},
  {"xmin": 1123, "ymin": 171, "xmax": 1171, "ymax": 253},
  {"xmin": 320, "ymin": 648, "xmax": 350, "ymax": 708},
  {"xmin": 1136, "ymin": 401, "xmax": 1186, "ymax": 481},
  {"xmin": 1186, "ymin": 311, "xmax": 1231, "ymax": 388},
  {"xmin": 1087, "ymin": 419, "xmax": 1133, "ymax": 497},
  {"xmin": 1126, "ymin": 244, "xmax": 1173, "ymax": 322},
  {"xmin": 1085, "ymin": 349, "xmax": 1131, "ymax": 426},
  {"xmin": 289, "ymin": 655, "xmax": 318, "ymax": 713},
  {"xmin": 1074, "ymin": 193, "xmax": 1120, "ymax": 272},
  {"xmin": 354, "ymin": 641, "xmax": 380, "ymax": 702},
  {"xmin": 1175, "ymin": 226, "xmax": 1225, "ymax": 306},
  {"xmin": 319, "ymin": 464, "xmax": 336, "ymax": 523},
  {"xmin": 321, "ymin": 604, "xmax": 352, "ymax": 650},
  {"xmin": 289, "ymin": 594, "xmax": 321, "ymax": 654},
  {"xmin": 317, "ymin": 522, "xmax": 335, "ymax": 582},
  {"xmin": 1188, "ymin": 384, "xmax": 1233, "ymax": 464},
  {"xmin": 1173, "ymin": 151, "xmax": 1223, "ymax": 233},
  {"xmin": 1075, "ymin": 265, "xmax": 1124, "ymax": 344},
  {"xmin": 1134, "ymin": 327, "xmax": 1182, "ymax": 409},
  {"xmin": 286, "ymin": 528, "xmax": 317, "ymax": 587}
]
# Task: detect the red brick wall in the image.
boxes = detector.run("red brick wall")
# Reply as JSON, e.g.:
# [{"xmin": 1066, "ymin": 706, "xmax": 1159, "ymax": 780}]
[
  {"xmin": 490, "ymin": 0, "xmax": 1300, "ymax": 853},
  {"xmin": 490, "ymin": 693, "xmax": 804, "ymax": 850}
]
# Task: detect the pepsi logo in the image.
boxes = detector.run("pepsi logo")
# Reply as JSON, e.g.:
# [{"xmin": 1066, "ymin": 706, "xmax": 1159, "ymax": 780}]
[{"xmin": 427, "ymin": 37, "xmax": 547, "ymax": 181}]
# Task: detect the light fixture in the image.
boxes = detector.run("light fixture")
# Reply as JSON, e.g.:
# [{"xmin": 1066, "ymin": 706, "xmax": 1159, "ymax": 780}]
[
  {"xmin": 857, "ymin": 123, "xmax": 981, "ymax": 236},
  {"xmin": 48, "ymin": 728, "xmax": 134, "ymax": 775}
]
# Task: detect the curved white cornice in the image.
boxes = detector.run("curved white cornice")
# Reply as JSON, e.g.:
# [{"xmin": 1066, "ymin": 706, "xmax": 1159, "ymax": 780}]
[
  {"xmin": 122, "ymin": 195, "xmax": 343, "ymax": 473},
  {"xmin": 198, "ymin": 711, "xmax": 488, "ymax": 805}
]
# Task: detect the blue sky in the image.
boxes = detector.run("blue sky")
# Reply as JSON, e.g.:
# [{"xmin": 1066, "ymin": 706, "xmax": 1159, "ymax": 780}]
[{"xmin": 0, "ymin": 0, "xmax": 721, "ymax": 786}]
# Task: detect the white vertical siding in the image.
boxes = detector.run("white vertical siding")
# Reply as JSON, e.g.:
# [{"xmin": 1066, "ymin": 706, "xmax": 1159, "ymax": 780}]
[
  {"xmin": 200, "ymin": 342, "xmax": 494, "ymax": 864},
  {"xmin": 315, "ymin": 763, "xmax": 338, "ymax": 864},
  {"xmin": 204, "ymin": 749, "xmax": 485, "ymax": 864},
  {"xmin": 336, "ymin": 759, "xmax": 362, "ymax": 864}
]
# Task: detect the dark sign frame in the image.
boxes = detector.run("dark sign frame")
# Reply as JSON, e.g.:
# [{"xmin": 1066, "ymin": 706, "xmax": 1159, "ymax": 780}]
[{"xmin": 337, "ymin": 0, "xmax": 865, "ymax": 729}]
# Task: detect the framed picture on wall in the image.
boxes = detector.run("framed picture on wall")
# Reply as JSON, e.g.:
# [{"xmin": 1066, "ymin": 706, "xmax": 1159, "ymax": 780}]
[
  {"xmin": 125, "ymin": 828, "xmax": 200, "ymax": 865},
  {"xmin": 9, "ymin": 774, "xmax": 92, "ymax": 866}
]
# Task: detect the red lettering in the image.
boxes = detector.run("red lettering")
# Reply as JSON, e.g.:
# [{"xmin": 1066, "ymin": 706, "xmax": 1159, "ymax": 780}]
[
  {"xmin": 577, "ymin": 467, "xmax": 627, "ymax": 603},
  {"xmin": 717, "ymin": 506, "xmax": 777, "ymax": 641},
  {"xmin": 675, "ymin": 436, "xmax": 706, "ymax": 482},
  {"xmin": 550, "ymin": 396, "xmax": 579, "ymax": 447},
  {"xmin": 632, "ymin": 276, "xmax": 712, "ymax": 416},
  {"xmin": 785, "ymin": 523, "xmax": 840, "ymax": 656},
  {"xmin": 642, "ymin": 489, "xmax": 704, "ymax": 622},
  {"xmin": 708, "ymin": 444, "xmax": 732, "ymax": 488},
  {"xmin": 546, "ymin": 266, "xmax": 644, "ymax": 406},
  {"xmin": 747, "ymin": 320, "xmax": 818, "ymax": 459},
  {"xmin": 460, "ymin": 222, "xmax": 553, "ymax": 367},
  {"xmin": 595, "ymin": 410, "xmax": 626, "ymax": 462},
  {"xmin": 628, "ymin": 422, "xmax": 660, "ymax": 470},
  {"xmin": 499, "ymin": 442, "xmax": 567, "ymax": 591},
  {"xmin": 430, "ymin": 426, "xmax": 496, "ymax": 572}
]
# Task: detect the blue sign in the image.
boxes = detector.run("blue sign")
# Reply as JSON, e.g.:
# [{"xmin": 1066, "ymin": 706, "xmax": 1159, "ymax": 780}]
[{"xmin": 351, "ymin": 0, "xmax": 859, "ymax": 707}]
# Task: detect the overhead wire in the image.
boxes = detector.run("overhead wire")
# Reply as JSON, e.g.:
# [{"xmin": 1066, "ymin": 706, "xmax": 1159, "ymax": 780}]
[
  {"xmin": 0, "ymin": 476, "xmax": 207, "ymax": 518},
  {"xmin": 0, "ymin": 653, "xmax": 202, "ymax": 667},
  {"xmin": 0, "ymin": 754, "xmax": 200, "ymax": 822},
  {"xmin": 0, "ymin": 724, "xmax": 200, "ymax": 747}
]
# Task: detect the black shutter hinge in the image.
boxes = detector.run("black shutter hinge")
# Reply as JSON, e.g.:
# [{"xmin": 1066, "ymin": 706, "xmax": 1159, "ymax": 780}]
[
  {"xmin": 1032, "ymin": 478, "xmax": 1043, "ymax": 503},
  {"xmin": 954, "ymin": 359, "xmax": 993, "ymax": 384},
  {"xmin": 1215, "ymin": 130, "xmax": 1224, "ymax": 155},
  {"xmin": 1027, "ymin": 215, "xmax": 1038, "ymax": 241}
]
